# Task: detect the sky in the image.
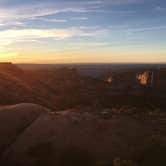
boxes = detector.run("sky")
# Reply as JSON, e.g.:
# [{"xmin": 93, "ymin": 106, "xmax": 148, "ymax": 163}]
[{"xmin": 0, "ymin": 0, "xmax": 166, "ymax": 63}]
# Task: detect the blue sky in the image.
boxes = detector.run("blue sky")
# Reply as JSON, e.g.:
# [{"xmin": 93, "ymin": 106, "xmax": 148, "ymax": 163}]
[{"xmin": 0, "ymin": 0, "xmax": 166, "ymax": 63}]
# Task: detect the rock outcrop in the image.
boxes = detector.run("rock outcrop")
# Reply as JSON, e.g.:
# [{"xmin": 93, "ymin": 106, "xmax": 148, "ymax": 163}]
[
  {"xmin": 0, "ymin": 104, "xmax": 166, "ymax": 166},
  {"xmin": 136, "ymin": 70, "xmax": 157, "ymax": 87},
  {"xmin": 0, "ymin": 103, "xmax": 48, "ymax": 156}
]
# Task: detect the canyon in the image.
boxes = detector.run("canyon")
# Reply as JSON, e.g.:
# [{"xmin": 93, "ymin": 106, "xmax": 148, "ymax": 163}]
[{"xmin": 0, "ymin": 63, "xmax": 166, "ymax": 166}]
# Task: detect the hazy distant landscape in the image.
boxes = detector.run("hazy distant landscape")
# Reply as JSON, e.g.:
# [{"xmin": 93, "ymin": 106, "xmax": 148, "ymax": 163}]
[{"xmin": 0, "ymin": 62, "xmax": 166, "ymax": 166}]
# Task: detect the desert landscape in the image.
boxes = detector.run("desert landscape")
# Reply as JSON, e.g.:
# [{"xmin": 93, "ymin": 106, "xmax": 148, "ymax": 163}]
[
  {"xmin": 0, "ymin": 0, "xmax": 166, "ymax": 165},
  {"xmin": 0, "ymin": 62, "xmax": 166, "ymax": 166}
]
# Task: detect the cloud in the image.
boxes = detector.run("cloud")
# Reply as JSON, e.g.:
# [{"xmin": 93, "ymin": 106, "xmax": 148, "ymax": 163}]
[
  {"xmin": 0, "ymin": 0, "xmax": 142, "ymax": 31},
  {"xmin": 126, "ymin": 26, "xmax": 166, "ymax": 33},
  {"xmin": 30, "ymin": 17, "xmax": 88, "ymax": 23},
  {"xmin": 71, "ymin": 17, "xmax": 88, "ymax": 21},
  {"xmin": 155, "ymin": 6, "xmax": 166, "ymax": 11},
  {"xmin": 0, "ymin": 0, "xmax": 140, "ymax": 25},
  {"xmin": 29, "ymin": 17, "xmax": 68, "ymax": 23},
  {"xmin": 85, "ymin": 0, "xmax": 141, "ymax": 5},
  {"xmin": 0, "ymin": 21, "xmax": 25, "ymax": 27},
  {"xmin": 0, "ymin": 1, "xmax": 93, "ymax": 20},
  {"xmin": 0, "ymin": 2, "xmax": 89, "ymax": 27},
  {"xmin": 0, "ymin": 27, "xmax": 111, "ymax": 46},
  {"xmin": 73, "ymin": 42, "xmax": 109, "ymax": 47},
  {"xmin": 0, "ymin": 29, "xmax": 77, "ymax": 43}
]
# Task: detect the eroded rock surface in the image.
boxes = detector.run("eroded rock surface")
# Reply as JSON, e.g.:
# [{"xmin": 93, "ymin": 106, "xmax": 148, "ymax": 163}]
[{"xmin": 0, "ymin": 104, "xmax": 166, "ymax": 166}]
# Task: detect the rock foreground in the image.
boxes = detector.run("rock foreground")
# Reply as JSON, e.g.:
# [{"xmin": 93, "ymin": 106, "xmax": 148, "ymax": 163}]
[{"xmin": 0, "ymin": 103, "xmax": 166, "ymax": 166}]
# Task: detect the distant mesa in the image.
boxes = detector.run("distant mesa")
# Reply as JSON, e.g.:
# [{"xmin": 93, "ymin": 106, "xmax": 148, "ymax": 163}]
[
  {"xmin": 0, "ymin": 62, "xmax": 23, "ymax": 75},
  {"xmin": 0, "ymin": 62, "xmax": 13, "ymax": 68}
]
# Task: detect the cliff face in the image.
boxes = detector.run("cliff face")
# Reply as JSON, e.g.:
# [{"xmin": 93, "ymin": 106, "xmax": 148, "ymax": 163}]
[
  {"xmin": 0, "ymin": 63, "xmax": 34, "ymax": 105},
  {"xmin": 106, "ymin": 70, "xmax": 159, "ymax": 88},
  {"xmin": 137, "ymin": 71, "xmax": 153, "ymax": 86},
  {"xmin": 0, "ymin": 63, "xmax": 166, "ymax": 109},
  {"xmin": 0, "ymin": 63, "xmax": 111, "ymax": 110},
  {"xmin": 0, "ymin": 62, "xmax": 23, "ymax": 76},
  {"xmin": 136, "ymin": 70, "xmax": 164, "ymax": 89}
]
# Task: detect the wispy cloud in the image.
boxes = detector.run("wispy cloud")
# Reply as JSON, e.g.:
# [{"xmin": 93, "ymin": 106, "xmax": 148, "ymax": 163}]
[
  {"xmin": 30, "ymin": 17, "xmax": 88, "ymax": 23},
  {"xmin": 0, "ymin": 0, "xmax": 140, "ymax": 26},
  {"xmin": 102, "ymin": 0, "xmax": 142, "ymax": 5},
  {"xmin": 0, "ymin": 3, "xmax": 88, "ymax": 27},
  {"xmin": 155, "ymin": 6, "xmax": 166, "ymax": 11},
  {"xmin": 80, "ymin": 0, "xmax": 141, "ymax": 5},
  {"xmin": 125, "ymin": 26, "xmax": 166, "ymax": 33},
  {"xmin": 0, "ymin": 6, "xmax": 85, "ymax": 20},
  {"xmin": 0, "ymin": 20, "xmax": 25, "ymax": 27},
  {"xmin": 0, "ymin": 29, "xmax": 78, "ymax": 44},
  {"xmin": 29, "ymin": 17, "xmax": 68, "ymax": 23},
  {"xmin": 0, "ymin": 27, "xmax": 111, "ymax": 46},
  {"xmin": 71, "ymin": 17, "xmax": 88, "ymax": 21}
]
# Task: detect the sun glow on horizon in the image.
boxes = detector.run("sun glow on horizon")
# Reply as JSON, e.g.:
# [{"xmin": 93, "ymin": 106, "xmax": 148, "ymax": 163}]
[{"xmin": 1, "ymin": 50, "xmax": 166, "ymax": 64}]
